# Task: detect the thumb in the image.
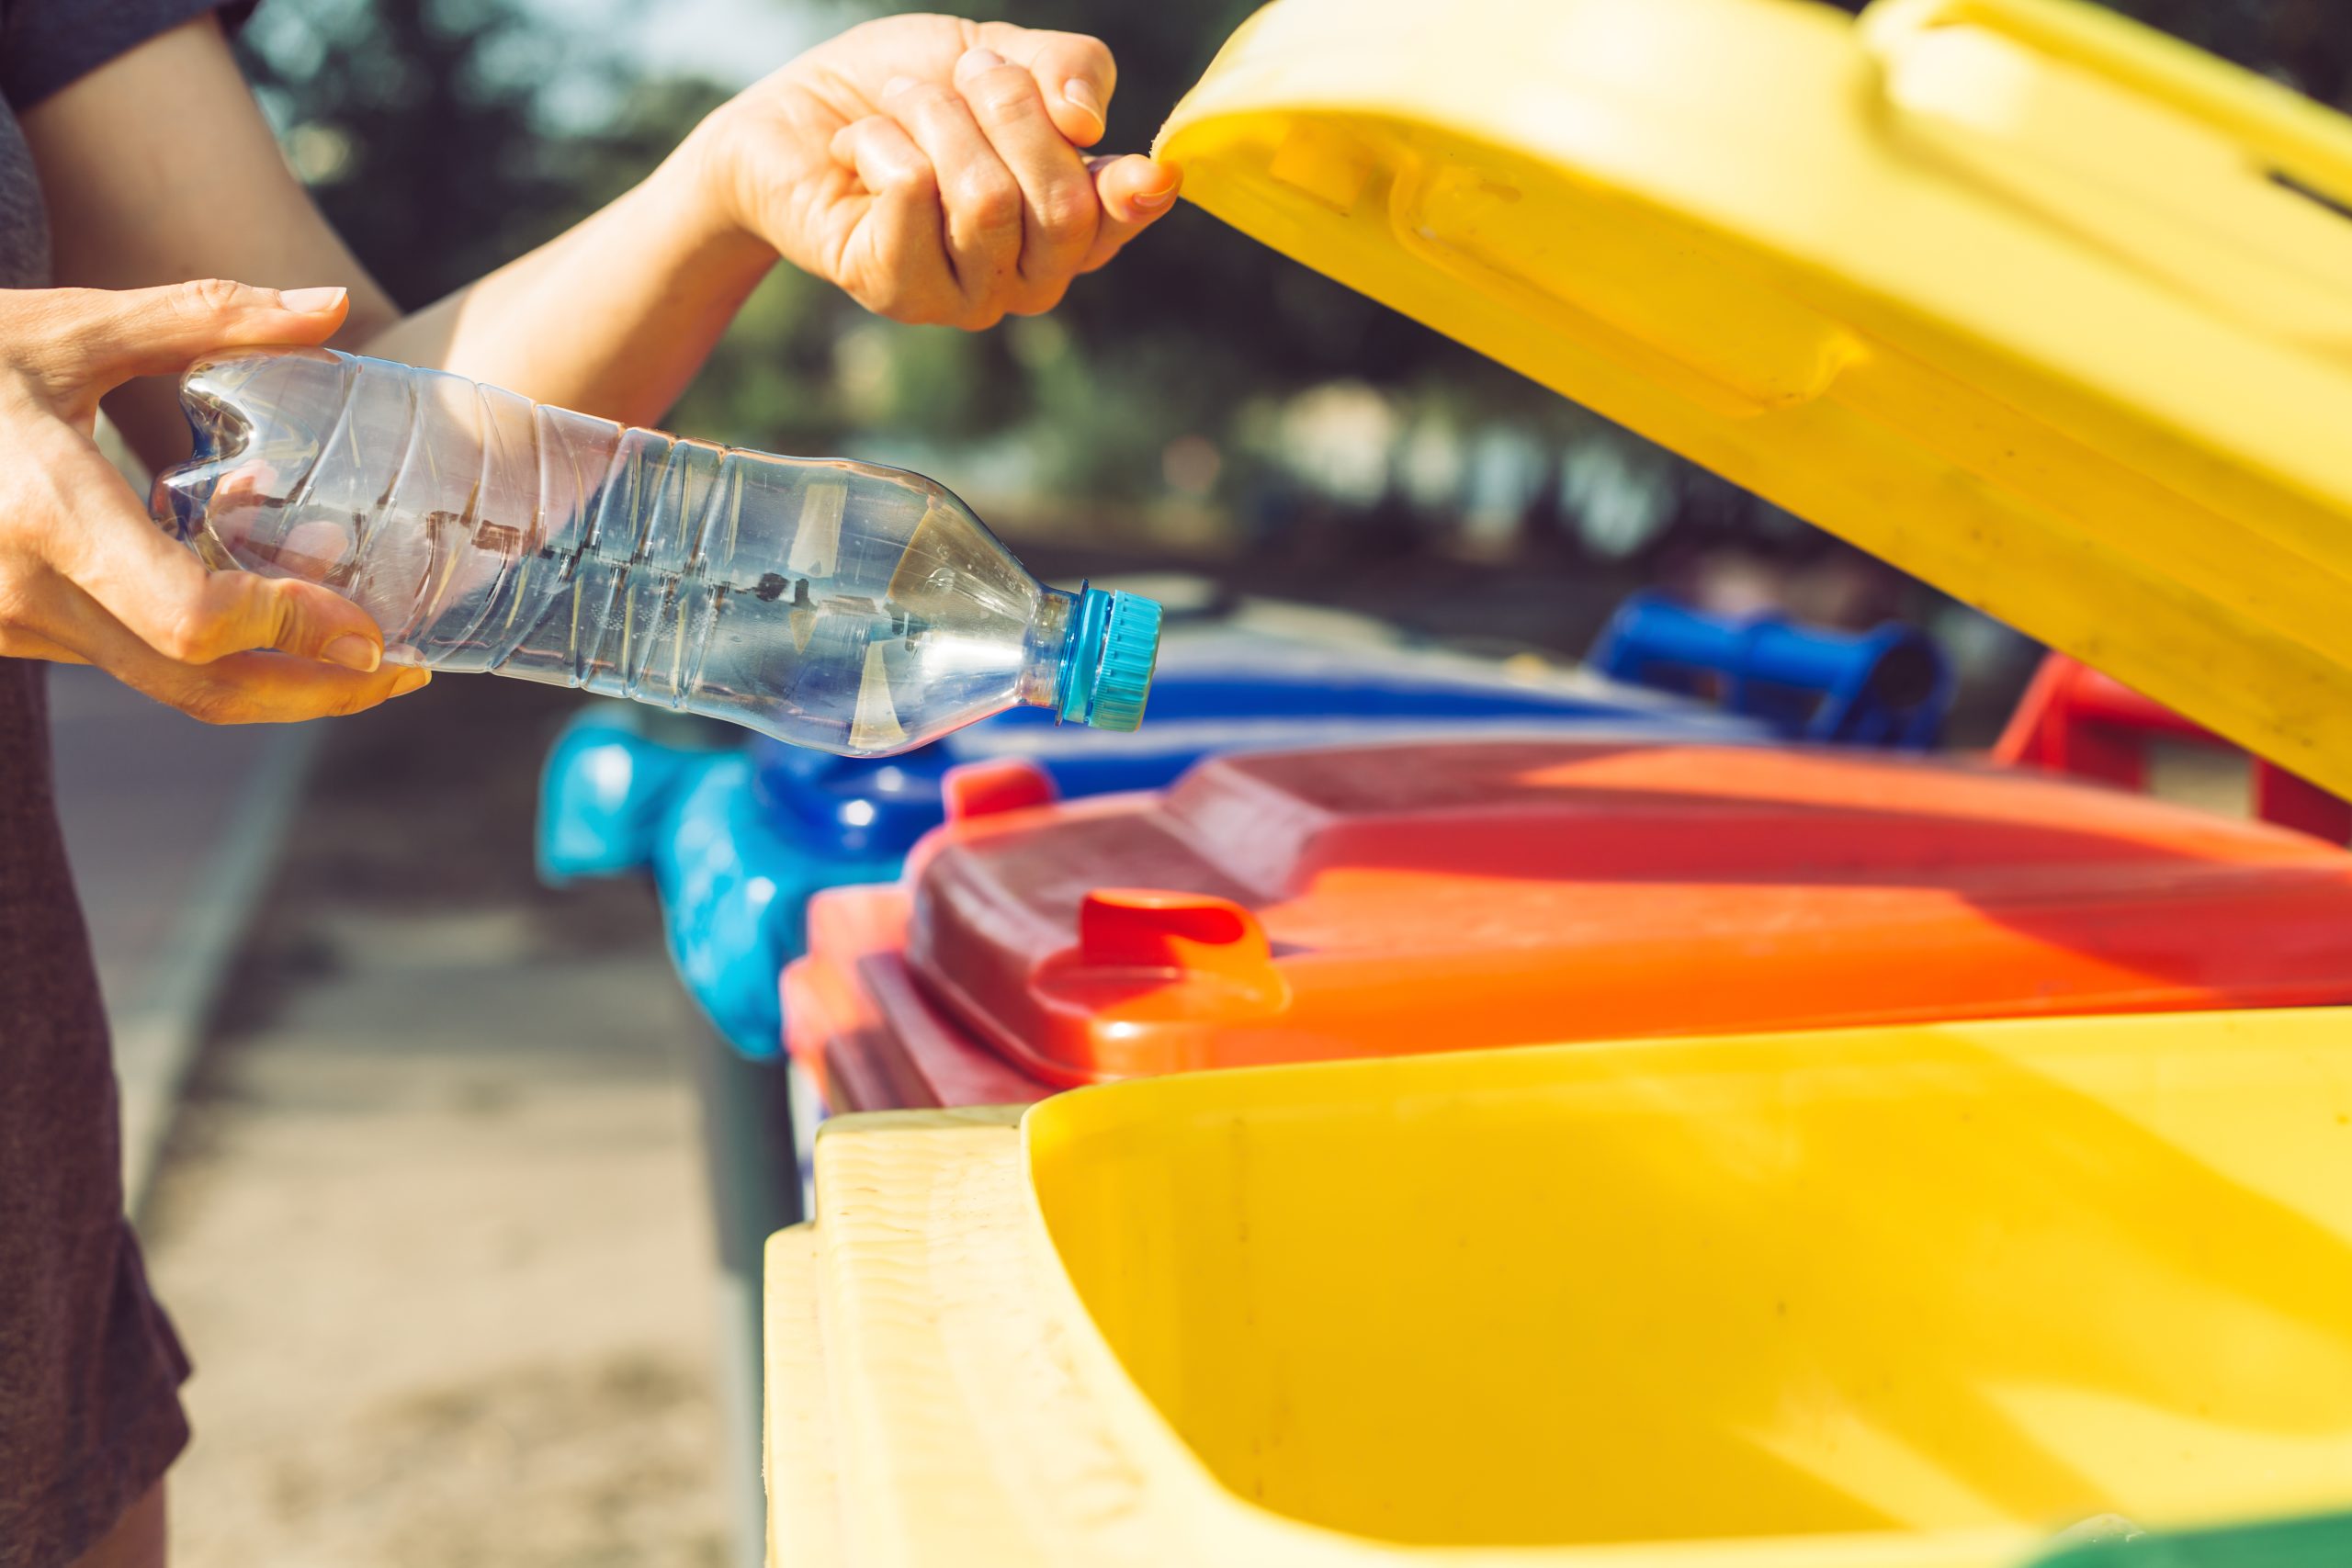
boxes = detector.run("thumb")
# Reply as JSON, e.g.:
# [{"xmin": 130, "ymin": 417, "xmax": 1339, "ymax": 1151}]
[
  {"xmin": 31, "ymin": 279, "xmax": 349, "ymax": 400},
  {"xmin": 1078, "ymin": 155, "xmax": 1182, "ymax": 273}
]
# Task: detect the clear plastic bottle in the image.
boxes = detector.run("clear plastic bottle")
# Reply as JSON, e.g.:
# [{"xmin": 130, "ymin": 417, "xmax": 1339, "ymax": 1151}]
[{"xmin": 149, "ymin": 346, "xmax": 1161, "ymax": 757}]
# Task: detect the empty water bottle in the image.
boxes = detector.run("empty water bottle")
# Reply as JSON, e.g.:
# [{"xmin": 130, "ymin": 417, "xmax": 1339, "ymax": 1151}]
[{"xmin": 149, "ymin": 346, "xmax": 1161, "ymax": 756}]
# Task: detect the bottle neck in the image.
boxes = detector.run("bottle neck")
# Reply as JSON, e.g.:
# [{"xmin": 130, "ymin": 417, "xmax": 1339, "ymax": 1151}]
[
  {"xmin": 1022, "ymin": 583, "xmax": 1158, "ymax": 731},
  {"xmin": 1017, "ymin": 586, "xmax": 1079, "ymax": 713}
]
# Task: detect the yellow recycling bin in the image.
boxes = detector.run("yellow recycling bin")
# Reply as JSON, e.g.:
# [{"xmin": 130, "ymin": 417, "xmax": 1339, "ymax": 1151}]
[
  {"xmin": 1155, "ymin": 0, "xmax": 2352, "ymax": 797},
  {"xmin": 764, "ymin": 2, "xmax": 2352, "ymax": 1561},
  {"xmin": 768, "ymin": 1009, "xmax": 2352, "ymax": 1566}
]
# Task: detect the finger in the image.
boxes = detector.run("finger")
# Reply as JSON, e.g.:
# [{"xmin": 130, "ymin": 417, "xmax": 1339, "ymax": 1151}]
[
  {"xmin": 1078, "ymin": 155, "xmax": 1182, "ymax": 273},
  {"xmin": 974, "ymin": 23, "xmax": 1114, "ymax": 147},
  {"xmin": 827, "ymin": 114, "xmax": 958, "ymax": 321},
  {"xmin": 951, "ymin": 48, "xmax": 1100, "ymax": 310},
  {"xmin": 119, "ymin": 646, "xmax": 427, "ymax": 727},
  {"xmin": 877, "ymin": 77, "xmax": 1022, "ymax": 316},
  {"xmin": 0, "ymin": 553, "xmax": 96, "ymax": 663},
  {"xmin": 8, "ymin": 568, "xmax": 420, "ymax": 723},
  {"xmin": 0, "ymin": 623, "xmax": 90, "ymax": 664},
  {"xmin": 37, "ymin": 440, "xmax": 388, "ymax": 672},
  {"xmin": 27, "ymin": 280, "xmax": 350, "ymax": 401}
]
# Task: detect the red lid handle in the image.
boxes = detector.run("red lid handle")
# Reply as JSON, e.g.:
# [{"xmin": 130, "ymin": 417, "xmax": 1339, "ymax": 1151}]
[
  {"xmin": 942, "ymin": 759, "xmax": 1058, "ymax": 822},
  {"xmin": 1079, "ymin": 889, "xmax": 1274, "ymax": 982}
]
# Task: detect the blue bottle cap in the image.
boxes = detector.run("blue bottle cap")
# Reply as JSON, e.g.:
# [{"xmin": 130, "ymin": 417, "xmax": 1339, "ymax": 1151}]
[{"xmin": 1059, "ymin": 586, "xmax": 1162, "ymax": 732}]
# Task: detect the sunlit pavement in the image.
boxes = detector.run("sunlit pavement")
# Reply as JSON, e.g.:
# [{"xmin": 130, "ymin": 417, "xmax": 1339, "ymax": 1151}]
[{"xmin": 59, "ymin": 671, "xmax": 732, "ymax": 1567}]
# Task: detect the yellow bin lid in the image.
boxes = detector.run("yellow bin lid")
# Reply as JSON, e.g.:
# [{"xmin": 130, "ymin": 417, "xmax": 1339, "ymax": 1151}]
[{"xmin": 1154, "ymin": 0, "xmax": 2352, "ymax": 794}]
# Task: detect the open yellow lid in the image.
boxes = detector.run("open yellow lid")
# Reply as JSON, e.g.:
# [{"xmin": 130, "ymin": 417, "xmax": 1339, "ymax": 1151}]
[{"xmin": 1156, "ymin": 0, "xmax": 2352, "ymax": 794}]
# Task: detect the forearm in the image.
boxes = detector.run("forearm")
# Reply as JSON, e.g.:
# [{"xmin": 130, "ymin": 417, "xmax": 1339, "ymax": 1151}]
[{"xmin": 363, "ymin": 131, "xmax": 777, "ymax": 427}]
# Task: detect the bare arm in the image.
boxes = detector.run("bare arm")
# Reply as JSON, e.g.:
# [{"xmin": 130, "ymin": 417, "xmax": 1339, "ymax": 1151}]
[
  {"xmin": 29, "ymin": 12, "xmax": 1174, "ymax": 471},
  {"xmin": 362, "ymin": 163, "xmax": 775, "ymax": 427},
  {"xmin": 10, "ymin": 7, "xmax": 1173, "ymax": 728}
]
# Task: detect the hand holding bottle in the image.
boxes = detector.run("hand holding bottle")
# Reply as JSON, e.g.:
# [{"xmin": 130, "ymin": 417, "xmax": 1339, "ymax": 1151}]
[
  {"xmin": 0, "ymin": 281, "xmax": 424, "ymax": 723},
  {"xmin": 153, "ymin": 347, "xmax": 1159, "ymax": 756}
]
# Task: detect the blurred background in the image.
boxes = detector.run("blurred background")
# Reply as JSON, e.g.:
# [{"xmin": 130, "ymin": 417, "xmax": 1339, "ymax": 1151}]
[
  {"xmin": 56, "ymin": 1, "xmax": 2349, "ymax": 1564},
  {"xmin": 223, "ymin": 0, "xmax": 2352, "ymax": 731}
]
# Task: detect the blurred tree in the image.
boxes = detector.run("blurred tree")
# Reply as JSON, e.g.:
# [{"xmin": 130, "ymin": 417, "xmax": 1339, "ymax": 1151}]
[
  {"xmin": 241, "ymin": 0, "xmax": 1041, "ymax": 452},
  {"xmin": 240, "ymin": 0, "xmax": 614, "ymax": 307}
]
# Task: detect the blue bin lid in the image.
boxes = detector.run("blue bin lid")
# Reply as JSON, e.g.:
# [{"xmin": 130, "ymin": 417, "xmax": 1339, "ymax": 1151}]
[{"xmin": 747, "ymin": 654, "xmax": 1743, "ymax": 859}]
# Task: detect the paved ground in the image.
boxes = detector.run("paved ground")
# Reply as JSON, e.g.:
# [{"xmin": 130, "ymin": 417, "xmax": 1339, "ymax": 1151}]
[
  {"xmin": 49, "ymin": 667, "xmax": 315, "ymax": 1206},
  {"xmin": 71, "ymin": 673, "xmax": 732, "ymax": 1568}
]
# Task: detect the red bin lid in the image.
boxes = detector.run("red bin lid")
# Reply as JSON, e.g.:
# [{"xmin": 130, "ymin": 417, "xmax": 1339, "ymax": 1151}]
[{"xmin": 898, "ymin": 740, "xmax": 2352, "ymax": 1088}]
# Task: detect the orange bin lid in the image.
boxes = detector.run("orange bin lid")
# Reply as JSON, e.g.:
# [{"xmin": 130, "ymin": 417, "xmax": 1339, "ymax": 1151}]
[
  {"xmin": 783, "ymin": 886, "xmax": 1042, "ymax": 1112},
  {"xmin": 892, "ymin": 740, "xmax": 2352, "ymax": 1088}
]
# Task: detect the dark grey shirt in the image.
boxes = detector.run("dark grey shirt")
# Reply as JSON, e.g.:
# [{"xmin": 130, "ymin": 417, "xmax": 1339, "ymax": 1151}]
[
  {"xmin": 0, "ymin": 105, "xmax": 45, "ymax": 285},
  {"xmin": 1, "ymin": 5, "xmax": 238, "ymax": 1563}
]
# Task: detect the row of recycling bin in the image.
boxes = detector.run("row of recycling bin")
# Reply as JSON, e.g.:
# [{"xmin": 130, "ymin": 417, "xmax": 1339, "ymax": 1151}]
[
  {"xmin": 751, "ymin": 677, "xmax": 2352, "ymax": 1568},
  {"xmin": 534, "ymin": 0, "xmax": 2352, "ymax": 1547},
  {"xmin": 537, "ymin": 588, "xmax": 1951, "ymax": 1561},
  {"xmin": 540, "ymin": 589, "xmax": 2352, "ymax": 1568},
  {"xmin": 538, "ymin": 590, "xmax": 1948, "ymax": 1256}
]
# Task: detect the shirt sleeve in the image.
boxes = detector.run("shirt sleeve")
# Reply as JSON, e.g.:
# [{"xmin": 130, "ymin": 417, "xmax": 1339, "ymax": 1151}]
[{"xmin": 3, "ymin": 0, "xmax": 254, "ymax": 112}]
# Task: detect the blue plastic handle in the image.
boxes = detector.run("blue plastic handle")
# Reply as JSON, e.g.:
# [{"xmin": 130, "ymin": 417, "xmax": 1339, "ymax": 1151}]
[
  {"xmin": 536, "ymin": 709, "xmax": 716, "ymax": 884},
  {"xmin": 1589, "ymin": 592, "xmax": 1952, "ymax": 749}
]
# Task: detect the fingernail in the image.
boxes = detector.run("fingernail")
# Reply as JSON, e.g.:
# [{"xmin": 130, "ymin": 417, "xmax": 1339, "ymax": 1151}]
[
  {"xmin": 390, "ymin": 668, "xmax": 432, "ymax": 697},
  {"xmin": 278, "ymin": 286, "xmax": 347, "ymax": 313},
  {"xmin": 322, "ymin": 634, "xmax": 380, "ymax": 672},
  {"xmin": 881, "ymin": 75, "xmax": 917, "ymax": 99},
  {"xmin": 1061, "ymin": 78, "xmax": 1105, "ymax": 134},
  {"xmin": 958, "ymin": 47, "xmax": 1004, "ymax": 73},
  {"xmin": 1130, "ymin": 183, "xmax": 1177, "ymax": 210}
]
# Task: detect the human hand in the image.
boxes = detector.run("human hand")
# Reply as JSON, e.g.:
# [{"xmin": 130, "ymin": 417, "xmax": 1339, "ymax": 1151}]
[
  {"xmin": 695, "ymin": 16, "xmax": 1181, "ymax": 329},
  {"xmin": 0, "ymin": 281, "xmax": 428, "ymax": 723}
]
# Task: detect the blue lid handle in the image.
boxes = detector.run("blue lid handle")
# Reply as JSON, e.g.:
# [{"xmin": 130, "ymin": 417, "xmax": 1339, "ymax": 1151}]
[{"xmin": 1590, "ymin": 592, "xmax": 1951, "ymax": 750}]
